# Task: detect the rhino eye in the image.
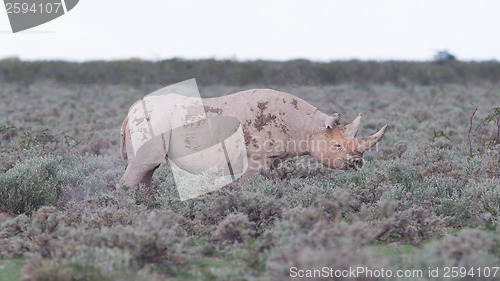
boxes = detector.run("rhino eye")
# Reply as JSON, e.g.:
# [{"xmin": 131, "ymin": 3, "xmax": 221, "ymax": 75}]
[{"xmin": 332, "ymin": 144, "xmax": 342, "ymax": 149}]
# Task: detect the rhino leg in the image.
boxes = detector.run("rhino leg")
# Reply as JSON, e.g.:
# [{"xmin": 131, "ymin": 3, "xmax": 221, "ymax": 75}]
[
  {"xmin": 117, "ymin": 119, "xmax": 164, "ymax": 197},
  {"xmin": 141, "ymin": 164, "xmax": 161, "ymax": 198},
  {"xmin": 117, "ymin": 161, "xmax": 161, "ymax": 192}
]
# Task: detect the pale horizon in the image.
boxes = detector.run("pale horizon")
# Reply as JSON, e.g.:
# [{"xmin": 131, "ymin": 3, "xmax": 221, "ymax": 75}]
[{"xmin": 1, "ymin": 0, "xmax": 499, "ymax": 62}]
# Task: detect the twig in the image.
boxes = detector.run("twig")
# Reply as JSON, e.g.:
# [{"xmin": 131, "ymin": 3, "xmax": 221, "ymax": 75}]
[
  {"xmin": 318, "ymin": 85, "xmax": 346, "ymax": 114},
  {"xmin": 293, "ymin": 78, "xmax": 347, "ymax": 115},
  {"xmin": 495, "ymin": 113, "xmax": 500, "ymax": 145},
  {"xmin": 468, "ymin": 105, "xmax": 479, "ymax": 158}
]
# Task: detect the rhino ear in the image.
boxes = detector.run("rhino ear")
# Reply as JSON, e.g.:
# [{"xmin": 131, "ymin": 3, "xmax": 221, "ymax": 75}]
[{"xmin": 323, "ymin": 113, "xmax": 341, "ymax": 129}]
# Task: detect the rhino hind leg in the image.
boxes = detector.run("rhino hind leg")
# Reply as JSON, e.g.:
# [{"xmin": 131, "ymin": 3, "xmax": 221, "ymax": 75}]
[{"xmin": 141, "ymin": 164, "xmax": 161, "ymax": 198}]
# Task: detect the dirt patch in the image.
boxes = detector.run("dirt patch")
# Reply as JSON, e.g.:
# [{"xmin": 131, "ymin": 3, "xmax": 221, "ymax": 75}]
[
  {"xmin": 279, "ymin": 123, "xmax": 289, "ymax": 134},
  {"xmin": 132, "ymin": 117, "xmax": 145, "ymax": 126},
  {"xmin": 254, "ymin": 113, "xmax": 277, "ymax": 132},
  {"xmin": 243, "ymin": 128, "xmax": 252, "ymax": 146},
  {"xmin": 257, "ymin": 101, "xmax": 268, "ymax": 111},
  {"xmin": 203, "ymin": 105, "xmax": 223, "ymax": 115},
  {"xmin": 291, "ymin": 99, "xmax": 299, "ymax": 110},
  {"xmin": 254, "ymin": 101, "xmax": 277, "ymax": 132}
]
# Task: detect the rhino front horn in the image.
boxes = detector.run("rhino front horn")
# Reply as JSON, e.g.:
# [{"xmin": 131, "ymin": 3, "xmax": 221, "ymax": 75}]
[{"xmin": 356, "ymin": 125, "xmax": 387, "ymax": 153}]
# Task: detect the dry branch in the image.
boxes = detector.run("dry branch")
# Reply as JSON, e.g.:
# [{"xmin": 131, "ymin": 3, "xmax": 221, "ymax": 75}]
[{"xmin": 468, "ymin": 105, "xmax": 479, "ymax": 157}]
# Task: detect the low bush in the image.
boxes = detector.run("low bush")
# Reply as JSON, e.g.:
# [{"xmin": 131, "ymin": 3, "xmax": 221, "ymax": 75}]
[
  {"xmin": 0, "ymin": 153, "xmax": 123, "ymax": 216},
  {"xmin": 266, "ymin": 221, "xmax": 387, "ymax": 281},
  {"xmin": 214, "ymin": 213, "xmax": 255, "ymax": 244},
  {"xmin": 407, "ymin": 229, "xmax": 500, "ymax": 281},
  {"xmin": 0, "ymin": 155, "xmax": 64, "ymax": 215}
]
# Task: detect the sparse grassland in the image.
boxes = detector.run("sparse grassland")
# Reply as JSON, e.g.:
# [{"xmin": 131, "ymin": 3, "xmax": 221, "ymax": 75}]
[{"xmin": 0, "ymin": 60, "xmax": 499, "ymax": 280}]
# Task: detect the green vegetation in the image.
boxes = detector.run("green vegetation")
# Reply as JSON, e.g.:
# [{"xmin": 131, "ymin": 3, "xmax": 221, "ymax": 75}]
[
  {"xmin": 0, "ymin": 59, "xmax": 499, "ymax": 280},
  {"xmin": 1, "ymin": 58, "xmax": 500, "ymax": 87},
  {"xmin": 0, "ymin": 258, "xmax": 23, "ymax": 281}
]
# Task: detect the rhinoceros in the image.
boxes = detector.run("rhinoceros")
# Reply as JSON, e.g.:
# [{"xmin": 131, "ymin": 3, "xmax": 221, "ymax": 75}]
[{"xmin": 117, "ymin": 89, "xmax": 387, "ymax": 194}]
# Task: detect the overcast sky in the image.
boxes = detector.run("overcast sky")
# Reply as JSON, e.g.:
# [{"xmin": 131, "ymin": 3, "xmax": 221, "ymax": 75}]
[{"xmin": 1, "ymin": 0, "xmax": 499, "ymax": 61}]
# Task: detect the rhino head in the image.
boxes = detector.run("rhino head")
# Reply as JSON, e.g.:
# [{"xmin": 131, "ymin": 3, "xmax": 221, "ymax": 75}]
[{"xmin": 309, "ymin": 113, "xmax": 387, "ymax": 169}]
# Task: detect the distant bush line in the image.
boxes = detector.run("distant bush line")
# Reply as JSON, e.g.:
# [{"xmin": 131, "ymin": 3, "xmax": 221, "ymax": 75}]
[{"xmin": 1, "ymin": 58, "xmax": 500, "ymax": 86}]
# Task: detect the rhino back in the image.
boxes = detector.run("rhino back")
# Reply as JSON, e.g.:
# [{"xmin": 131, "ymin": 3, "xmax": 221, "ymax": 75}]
[{"xmin": 202, "ymin": 89, "xmax": 320, "ymax": 155}]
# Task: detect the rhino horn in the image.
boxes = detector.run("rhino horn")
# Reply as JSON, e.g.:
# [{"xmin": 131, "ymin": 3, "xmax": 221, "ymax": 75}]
[
  {"xmin": 356, "ymin": 125, "xmax": 387, "ymax": 153},
  {"xmin": 341, "ymin": 113, "xmax": 362, "ymax": 138}
]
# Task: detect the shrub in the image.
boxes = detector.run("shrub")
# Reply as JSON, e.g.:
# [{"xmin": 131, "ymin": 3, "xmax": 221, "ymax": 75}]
[
  {"xmin": 214, "ymin": 213, "xmax": 255, "ymax": 244},
  {"xmin": 390, "ymin": 205, "xmax": 448, "ymax": 242},
  {"xmin": 410, "ymin": 229, "xmax": 500, "ymax": 281},
  {"xmin": 0, "ymin": 155, "xmax": 64, "ymax": 215},
  {"xmin": 0, "ymin": 201, "xmax": 190, "ymax": 281},
  {"xmin": 0, "ymin": 214, "xmax": 31, "ymax": 257},
  {"xmin": 0, "ymin": 153, "xmax": 123, "ymax": 215},
  {"xmin": 161, "ymin": 182, "xmax": 288, "ymax": 234},
  {"xmin": 0, "ymin": 214, "xmax": 29, "ymax": 239},
  {"xmin": 266, "ymin": 221, "xmax": 386, "ymax": 281},
  {"xmin": 477, "ymin": 178, "xmax": 500, "ymax": 218}
]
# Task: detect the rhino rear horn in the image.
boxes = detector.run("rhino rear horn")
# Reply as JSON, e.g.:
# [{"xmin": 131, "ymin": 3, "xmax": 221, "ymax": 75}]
[
  {"xmin": 356, "ymin": 125, "xmax": 387, "ymax": 153},
  {"xmin": 323, "ymin": 113, "xmax": 341, "ymax": 129},
  {"xmin": 341, "ymin": 113, "xmax": 362, "ymax": 138}
]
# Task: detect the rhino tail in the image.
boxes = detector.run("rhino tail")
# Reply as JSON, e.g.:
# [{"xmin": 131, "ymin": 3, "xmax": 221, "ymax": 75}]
[{"xmin": 120, "ymin": 116, "xmax": 129, "ymax": 168}]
